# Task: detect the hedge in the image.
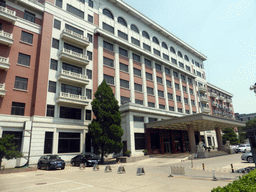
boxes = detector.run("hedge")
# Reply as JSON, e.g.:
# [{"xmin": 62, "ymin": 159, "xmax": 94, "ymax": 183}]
[{"xmin": 212, "ymin": 169, "xmax": 256, "ymax": 192}]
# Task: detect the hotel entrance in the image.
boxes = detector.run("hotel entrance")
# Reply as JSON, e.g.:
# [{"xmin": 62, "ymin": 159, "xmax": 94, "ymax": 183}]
[{"xmin": 163, "ymin": 137, "xmax": 171, "ymax": 153}]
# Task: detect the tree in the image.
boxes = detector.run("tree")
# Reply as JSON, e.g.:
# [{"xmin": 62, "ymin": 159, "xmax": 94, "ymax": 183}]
[
  {"xmin": 88, "ymin": 80, "xmax": 123, "ymax": 164},
  {"xmin": 238, "ymin": 118, "xmax": 256, "ymax": 142},
  {"xmin": 0, "ymin": 134, "xmax": 23, "ymax": 169},
  {"xmin": 222, "ymin": 128, "xmax": 240, "ymax": 145}
]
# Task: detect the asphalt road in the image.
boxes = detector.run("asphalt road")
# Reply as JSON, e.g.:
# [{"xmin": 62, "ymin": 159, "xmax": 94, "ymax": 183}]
[{"xmin": 0, "ymin": 153, "xmax": 252, "ymax": 192}]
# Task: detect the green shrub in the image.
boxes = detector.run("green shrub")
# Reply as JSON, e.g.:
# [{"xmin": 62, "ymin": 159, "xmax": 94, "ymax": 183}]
[{"xmin": 212, "ymin": 169, "xmax": 256, "ymax": 192}]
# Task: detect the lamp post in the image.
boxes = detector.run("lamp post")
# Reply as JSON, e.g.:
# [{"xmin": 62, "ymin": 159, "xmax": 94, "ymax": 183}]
[{"xmin": 249, "ymin": 83, "xmax": 256, "ymax": 94}]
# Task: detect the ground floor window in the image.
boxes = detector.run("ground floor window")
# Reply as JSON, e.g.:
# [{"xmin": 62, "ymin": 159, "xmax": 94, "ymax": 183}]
[
  {"xmin": 207, "ymin": 137, "xmax": 212, "ymax": 146},
  {"xmin": 44, "ymin": 132, "xmax": 53, "ymax": 154},
  {"xmin": 150, "ymin": 133, "xmax": 160, "ymax": 149},
  {"xmin": 58, "ymin": 132, "xmax": 80, "ymax": 153},
  {"xmin": 134, "ymin": 133, "xmax": 145, "ymax": 150},
  {"xmin": 2, "ymin": 131, "xmax": 23, "ymax": 152}
]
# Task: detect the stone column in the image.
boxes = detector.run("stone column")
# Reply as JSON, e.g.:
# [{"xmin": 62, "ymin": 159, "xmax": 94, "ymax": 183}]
[
  {"xmin": 97, "ymin": 36, "xmax": 104, "ymax": 85},
  {"xmin": 215, "ymin": 127, "xmax": 224, "ymax": 150},
  {"xmin": 141, "ymin": 56, "xmax": 148, "ymax": 106},
  {"xmin": 128, "ymin": 50, "xmax": 135, "ymax": 103},
  {"xmin": 126, "ymin": 113, "xmax": 135, "ymax": 155},
  {"xmin": 114, "ymin": 44, "xmax": 120, "ymax": 103},
  {"xmin": 159, "ymin": 130, "xmax": 164, "ymax": 154},
  {"xmin": 21, "ymin": 121, "xmax": 32, "ymax": 158},
  {"xmin": 187, "ymin": 125, "xmax": 196, "ymax": 153}
]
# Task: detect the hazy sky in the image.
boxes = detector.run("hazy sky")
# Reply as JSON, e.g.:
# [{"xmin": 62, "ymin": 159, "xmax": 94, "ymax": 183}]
[{"xmin": 124, "ymin": 0, "xmax": 256, "ymax": 114}]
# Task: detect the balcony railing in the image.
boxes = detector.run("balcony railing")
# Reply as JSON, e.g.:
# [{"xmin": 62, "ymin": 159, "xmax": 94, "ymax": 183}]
[
  {"xmin": 0, "ymin": 56, "xmax": 10, "ymax": 70},
  {"xmin": 58, "ymin": 69, "xmax": 89, "ymax": 85},
  {"xmin": 198, "ymin": 86, "xmax": 207, "ymax": 93},
  {"xmin": 0, "ymin": 83, "xmax": 7, "ymax": 97},
  {"xmin": 211, "ymin": 101, "xmax": 217, "ymax": 107},
  {"xmin": 61, "ymin": 28, "xmax": 90, "ymax": 47},
  {"xmin": 209, "ymin": 92, "xmax": 217, "ymax": 98},
  {"xmin": 199, "ymin": 96, "xmax": 209, "ymax": 103},
  {"xmin": 201, "ymin": 107, "xmax": 211, "ymax": 114},
  {"xmin": 59, "ymin": 48, "xmax": 89, "ymax": 66},
  {"xmin": 0, "ymin": 30, "xmax": 14, "ymax": 46},
  {"xmin": 57, "ymin": 92, "xmax": 89, "ymax": 106},
  {"xmin": 218, "ymin": 96, "xmax": 225, "ymax": 101},
  {"xmin": 0, "ymin": 6, "xmax": 17, "ymax": 23}
]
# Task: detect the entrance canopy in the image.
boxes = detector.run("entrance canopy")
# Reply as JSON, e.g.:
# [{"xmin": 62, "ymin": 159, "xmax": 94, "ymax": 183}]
[{"xmin": 145, "ymin": 113, "xmax": 246, "ymax": 131}]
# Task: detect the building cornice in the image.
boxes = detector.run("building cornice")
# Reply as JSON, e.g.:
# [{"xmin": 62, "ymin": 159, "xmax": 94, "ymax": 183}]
[
  {"xmin": 110, "ymin": 0, "xmax": 207, "ymax": 61},
  {"xmin": 207, "ymin": 82, "xmax": 233, "ymax": 97}
]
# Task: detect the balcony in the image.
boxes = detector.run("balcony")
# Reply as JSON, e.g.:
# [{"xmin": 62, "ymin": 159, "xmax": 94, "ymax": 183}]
[
  {"xmin": 218, "ymin": 96, "xmax": 225, "ymax": 101},
  {"xmin": 58, "ymin": 69, "xmax": 89, "ymax": 86},
  {"xmin": 199, "ymin": 96, "xmax": 209, "ymax": 103},
  {"xmin": 226, "ymin": 98, "xmax": 232, "ymax": 103},
  {"xmin": 211, "ymin": 101, "xmax": 217, "ymax": 107},
  {"xmin": 61, "ymin": 28, "xmax": 90, "ymax": 47},
  {"xmin": 0, "ymin": 30, "xmax": 14, "ymax": 47},
  {"xmin": 209, "ymin": 92, "xmax": 217, "ymax": 98},
  {"xmin": 56, "ymin": 92, "xmax": 89, "ymax": 106},
  {"xmin": 198, "ymin": 86, "xmax": 207, "ymax": 93},
  {"xmin": 59, "ymin": 48, "xmax": 89, "ymax": 66},
  {"xmin": 201, "ymin": 107, "xmax": 211, "ymax": 114},
  {"xmin": 0, "ymin": 56, "xmax": 10, "ymax": 70},
  {"xmin": 0, "ymin": 6, "xmax": 17, "ymax": 24},
  {"xmin": 0, "ymin": 83, "xmax": 7, "ymax": 97}
]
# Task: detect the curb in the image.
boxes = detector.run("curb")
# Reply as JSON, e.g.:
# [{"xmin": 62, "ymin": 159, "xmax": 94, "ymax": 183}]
[{"xmin": 0, "ymin": 167, "xmax": 37, "ymax": 174}]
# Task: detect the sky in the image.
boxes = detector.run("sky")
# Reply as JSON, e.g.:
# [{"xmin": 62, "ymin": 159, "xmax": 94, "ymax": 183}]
[{"xmin": 124, "ymin": 0, "xmax": 256, "ymax": 114}]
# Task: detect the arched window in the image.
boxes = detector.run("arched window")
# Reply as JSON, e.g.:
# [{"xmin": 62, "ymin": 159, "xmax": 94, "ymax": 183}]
[
  {"xmin": 103, "ymin": 9, "xmax": 114, "ymax": 19},
  {"xmin": 118, "ymin": 17, "xmax": 127, "ymax": 27},
  {"xmin": 184, "ymin": 55, "xmax": 189, "ymax": 61},
  {"xmin": 178, "ymin": 51, "xmax": 183, "ymax": 58},
  {"xmin": 152, "ymin": 37, "xmax": 159, "ymax": 44},
  {"xmin": 170, "ymin": 46, "xmax": 176, "ymax": 54},
  {"xmin": 162, "ymin": 42, "xmax": 168, "ymax": 49},
  {"xmin": 142, "ymin": 31, "xmax": 150, "ymax": 39},
  {"xmin": 131, "ymin": 24, "xmax": 139, "ymax": 33}
]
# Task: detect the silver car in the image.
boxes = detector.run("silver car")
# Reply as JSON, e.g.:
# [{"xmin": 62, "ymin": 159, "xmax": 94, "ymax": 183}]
[{"xmin": 241, "ymin": 152, "xmax": 254, "ymax": 163}]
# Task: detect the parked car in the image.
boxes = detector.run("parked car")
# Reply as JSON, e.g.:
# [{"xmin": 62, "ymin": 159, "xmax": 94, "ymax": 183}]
[
  {"xmin": 71, "ymin": 153, "xmax": 100, "ymax": 167},
  {"xmin": 241, "ymin": 152, "xmax": 254, "ymax": 163},
  {"xmin": 37, "ymin": 155, "xmax": 65, "ymax": 170},
  {"xmin": 235, "ymin": 144, "xmax": 251, "ymax": 153}
]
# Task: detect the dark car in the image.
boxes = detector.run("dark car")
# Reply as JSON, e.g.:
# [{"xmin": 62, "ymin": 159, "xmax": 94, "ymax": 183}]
[
  {"xmin": 37, "ymin": 155, "xmax": 65, "ymax": 170},
  {"xmin": 71, "ymin": 153, "xmax": 100, "ymax": 167}
]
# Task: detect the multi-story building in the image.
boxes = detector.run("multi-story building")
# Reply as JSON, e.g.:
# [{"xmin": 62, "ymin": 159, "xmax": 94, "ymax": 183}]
[
  {"xmin": 236, "ymin": 113, "xmax": 256, "ymax": 122},
  {"xmin": 0, "ymin": 0, "xmax": 243, "ymax": 166}
]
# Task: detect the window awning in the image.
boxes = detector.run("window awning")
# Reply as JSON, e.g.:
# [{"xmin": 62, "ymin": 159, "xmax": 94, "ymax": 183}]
[{"xmin": 145, "ymin": 113, "xmax": 246, "ymax": 131}]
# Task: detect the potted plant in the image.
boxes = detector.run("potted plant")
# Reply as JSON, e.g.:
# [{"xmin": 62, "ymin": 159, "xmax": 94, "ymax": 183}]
[
  {"xmin": 212, "ymin": 146, "xmax": 215, "ymax": 150},
  {"xmin": 125, "ymin": 150, "xmax": 131, "ymax": 157},
  {"xmin": 142, "ymin": 150, "xmax": 148, "ymax": 156}
]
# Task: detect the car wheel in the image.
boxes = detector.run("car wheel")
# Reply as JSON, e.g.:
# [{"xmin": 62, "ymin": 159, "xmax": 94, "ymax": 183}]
[
  {"xmin": 247, "ymin": 156, "xmax": 254, "ymax": 163},
  {"xmin": 37, "ymin": 163, "xmax": 41, "ymax": 169},
  {"xmin": 47, "ymin": 164, "xmax": 51, "ymax": 170},
  {"xmin": 61, "ymin": 166, "xmax": 65, "ymax": 170},
  {"xmin": 72, "ymin": 161, "xmax": 76, "ymax": 166}
]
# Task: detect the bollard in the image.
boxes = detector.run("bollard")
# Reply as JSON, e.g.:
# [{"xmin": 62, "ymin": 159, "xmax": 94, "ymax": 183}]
[
  {"xmin": 168, "ymin": 166, "xmax": 173, "ymax": 177},
  {"xmin": 93, "ymin": 164, "xmax": 100, "ymax": 171},
  {"xmin": 231, "ymin": 164, "xmax": 234, "ymax": 173},
  {"xmin": 202, "ymin": 163, "xmax": 205, "ymax": 171},
  {"xmin": 104, "ymin": 165, "xmax": 112, "ymax": 172},
  {"xmin": 212, "ymin": 170, "xmax": 218, "ymax": 181},
  {"xmin": 117, "ymin": 166, "xmax": 126, "ymax": 174},
  {"xmin": 191, "ymin": 159, "xmax": 193, "ymax": 168},
  {"xmin": 136, "ymin": 167, "xmax": 145, "ymax": 176}
]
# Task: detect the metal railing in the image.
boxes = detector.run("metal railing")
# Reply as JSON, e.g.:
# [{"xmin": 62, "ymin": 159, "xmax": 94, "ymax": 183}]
[
  {"xmin": 62, "ymin": 48, "xmax": 88, "ymax": 60},
  {"xmin": 0, "ymin": 6, "xmax": 16, "ymax": 16},
  {"xmin": 59, "ymin": 92, "xmax": 87, "ymax": 101},
  {"xmin": 0, "ymin": 30, "xmax": 13, "ymax": 39},
  {"xmin": 61, "ymin": 69, "xmax": 88, "ymax": 80},
  {"xmin": 63, "ymin": 28, "xmax": 89, "ymax": 42},
  {"xmin": 0, "ymin": 56, "xmax": 9, "ymax": 64}
]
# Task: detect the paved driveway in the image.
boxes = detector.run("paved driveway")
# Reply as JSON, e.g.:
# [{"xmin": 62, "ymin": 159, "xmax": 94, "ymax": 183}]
[{"xmin": 0, "ymin": 153, "xmax": 252, "ymax": 192}]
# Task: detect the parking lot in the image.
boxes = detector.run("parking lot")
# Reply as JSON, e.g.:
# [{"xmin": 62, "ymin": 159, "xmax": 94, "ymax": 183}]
[{"xmin": 0, "ymin": 154, "xmax": 253, "ymax": 192}]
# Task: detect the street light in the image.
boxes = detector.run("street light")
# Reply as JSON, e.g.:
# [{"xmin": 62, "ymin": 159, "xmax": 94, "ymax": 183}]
[{"xmin": 249, "ymin": 83, "xmax": 256, "ymax": 94}]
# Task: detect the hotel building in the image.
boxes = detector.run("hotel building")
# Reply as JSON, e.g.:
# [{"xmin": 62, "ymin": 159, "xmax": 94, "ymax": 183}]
[{"xmin": 0, "ymin": 0, "xmax": 243, "ymax": 166}]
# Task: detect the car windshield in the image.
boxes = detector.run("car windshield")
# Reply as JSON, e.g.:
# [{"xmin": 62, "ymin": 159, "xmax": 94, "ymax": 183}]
[
  {"xmin": 47, "ymin": 155, "xmax": 60, "ymax": 160},
  {"xmin": 239, "ymin": 144, "xmax": 245, "ymax": 147}
]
